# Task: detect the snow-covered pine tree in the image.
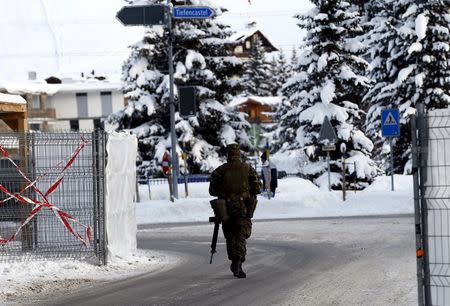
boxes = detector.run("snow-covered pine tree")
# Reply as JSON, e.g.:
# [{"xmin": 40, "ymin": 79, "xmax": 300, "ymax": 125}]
[
  {"xmin": 276, "ymin": 0, "xmax": 377, "ymax": 189},
  {"xmin": 364, "ymin": 0, "xmax": 450, "ymax": 174},
  {"xmin": 108, "ymin": 0, "xmax": 250, "ymax": 176},
  {"xmin": 270, "ymin": 49, "xmax": 290, "ymax": 96},
  {"xmin": 290, "ymin": 46, "xmax": 299, "ymax": 71},
  {"xmin": 240, "ymin": 37, "xmax": 273, "ymax": 97},
  {"xmin": 362, "ymin": 0, "xmax": 399, "ymax": 170}
]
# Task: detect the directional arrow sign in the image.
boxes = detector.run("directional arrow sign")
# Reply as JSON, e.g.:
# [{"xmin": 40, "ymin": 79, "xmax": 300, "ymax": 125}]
[
  {"xmin": 381, "ymin": 109, "xmax": 400, "ymax": 137},
  {"xmin": 116, "ymin": 5, "xmax": 168, "ymax": 26},
  {"xmin": 173, "ymin": 6, "xmax": 215, "ymax": 19},
  {"xmin": 319, "ymin": 116, "xmax": 338, "ymax": 145}
]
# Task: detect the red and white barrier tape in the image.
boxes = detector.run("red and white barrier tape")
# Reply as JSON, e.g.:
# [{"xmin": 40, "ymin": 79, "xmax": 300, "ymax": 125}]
[{"xmin": 0, "ymin": 138, "xmax": 92, "ymax": 246}]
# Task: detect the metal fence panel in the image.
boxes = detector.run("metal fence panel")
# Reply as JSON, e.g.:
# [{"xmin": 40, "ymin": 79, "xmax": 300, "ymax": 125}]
[
  {"xmin": 0, "ymin": 132, "xmax": 106, "ymax": 264},
  {"xmin": 415, "ymin": 108, "xmax": 450, "ymax": 305}
]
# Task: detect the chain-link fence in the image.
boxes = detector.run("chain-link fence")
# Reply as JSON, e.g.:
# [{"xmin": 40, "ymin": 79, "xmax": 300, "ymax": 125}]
[
  {"xmin": 413, "ymin": 106, "xmax": 450, "ymax": 306},
  {"xmin": 0, "ymin": 131, "xmax": 106, "ymax": 264}
]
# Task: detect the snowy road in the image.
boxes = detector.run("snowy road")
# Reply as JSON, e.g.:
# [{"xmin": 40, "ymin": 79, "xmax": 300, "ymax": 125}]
[{"xmin": 43, "ymin": 216, "xmax": 417, "ymax": 305}]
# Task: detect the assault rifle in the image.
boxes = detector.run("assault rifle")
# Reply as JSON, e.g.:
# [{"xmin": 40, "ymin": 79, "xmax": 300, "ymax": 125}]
[
  {"xmin": 209, "ymin": 199, "xmax": 228, "ymax": 264},
  {"xmin": 209, "ymin": 216, "xmax": 219, "ymax": 264}
]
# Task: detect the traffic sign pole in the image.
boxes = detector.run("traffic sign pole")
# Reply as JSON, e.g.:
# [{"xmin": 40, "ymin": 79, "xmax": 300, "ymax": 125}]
[
  {"xmin": 117, "ymin": 3, "xmax": 215, "ymax": 201},
  {"xmin": 390, "ymin": 138, "xmax": 394, "ymax": 191},
  {"xmin": 327, "ymin": 152, "xmax": 331, "ymax": 191},
  {"xmin": 381, "ymin": 109, "xmax": 400, "ymax": 192},
  {"xmin": 167, "ymin": 0, "xmax": 179, "ymax": 199}
]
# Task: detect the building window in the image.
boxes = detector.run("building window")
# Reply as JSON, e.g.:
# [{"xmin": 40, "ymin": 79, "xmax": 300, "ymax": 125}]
[
  {"xmin": 234, "ymin": 46, "xmax": 243, "ymax": 54},
  {"xmin": 31, "ymin": 95, "xmax": 41, "ymax": 109},
  {"xmin": 29, "ymin": 123, "xmax": 41, "ymax": 131},
  {"xmin": 93, "ymin": 118, "xmax": 104, "ymax": 130},
  {"xmin": 70, "ymin": 120, "xmax": 79, "ymax": 131},
  {"xmin": 76, "ymin": 93, "xmax": 88, "ymax": 118},
  {"xmin": 100, "ymin": 91, "xmax": 113, "ymax": 117},
  {"xmin": 245, "ymin": 41, "xmax": 251, "ymax": 50}
]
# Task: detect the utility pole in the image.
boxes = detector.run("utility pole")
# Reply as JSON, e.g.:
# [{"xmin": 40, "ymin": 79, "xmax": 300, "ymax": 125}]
[{"xmin": 167, "ymin": 0, "xmax": 179, "ymax": 199}]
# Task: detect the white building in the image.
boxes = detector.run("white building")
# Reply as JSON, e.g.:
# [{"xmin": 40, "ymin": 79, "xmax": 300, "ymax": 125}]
[{"xmin": 0, "ymin": 76, "xmax": 125, "ymax": 131}]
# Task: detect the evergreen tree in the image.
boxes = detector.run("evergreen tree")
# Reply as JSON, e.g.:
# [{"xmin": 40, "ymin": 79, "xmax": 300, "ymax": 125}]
[
  {"xmin": 270, "ymin": 49, "xmax": 290, "ymax": 96},
  {"xmin": 241, "ymin": 38, "xmax": 273, "ymax": 97},
  {"xmin": 290, "ymin": 46, "xmax": 299, "ymax": 71},
  {"xmin": 108, "ymin": 0, "xmax": 250, "ymax": 176},
  {"xmin": 364, "ymin": 0, "xmax": 450, "ymax": 173},
  {"xmin": 276, "ymin": 0, "xmax": 377, "ymax": 189}
]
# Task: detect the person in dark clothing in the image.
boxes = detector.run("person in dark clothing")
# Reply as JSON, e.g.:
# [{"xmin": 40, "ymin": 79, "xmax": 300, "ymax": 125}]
[
  {"xmin": 209, "ymin": 144, "xmax": 261, "ymax": 278},
  {"xmin": 260, "ymin": 151, "xmax": 278, "ymax": 198}
]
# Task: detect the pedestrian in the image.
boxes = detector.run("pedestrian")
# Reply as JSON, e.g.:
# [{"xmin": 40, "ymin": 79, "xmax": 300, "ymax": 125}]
[
  {"xmin": 260, "ymin": 152, "xmax": 278, "ymax": 198},
  {"xmin": 209, "ymin": 144, "xmax": 261, "ymax": 278}
]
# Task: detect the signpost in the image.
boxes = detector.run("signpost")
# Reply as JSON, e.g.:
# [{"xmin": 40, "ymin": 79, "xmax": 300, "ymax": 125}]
[
  {"xmin": 117, "ymin": 3, "xmax": 215, "ymax": 200},
  {"xmin": 173, "ymin": 6, "xmax": 215, "ymax": 19},
  {"xmin": 319, "ymin": 116, "xmax": 338, "ymax": 191},
  {"xmin": 116, "ymin": 5, "xmax": 168, "ymax": 26},
  {"xmin": 381, "ymin": 109, "xmax": 400, "ymax": 191}
]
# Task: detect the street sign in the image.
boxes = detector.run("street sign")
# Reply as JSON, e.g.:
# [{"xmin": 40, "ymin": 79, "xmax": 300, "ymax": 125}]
[
  {"xmin": 162, "ymin": 152, "xmax": 171, "ymax": 176},
  {"xmin": 116, "ymin": 5, "xmax": 168, "ymax": 26},
  {"xmin": 173, "ymin": 6, "xmax": 215, "ymax": 19},
  {"xmin": 381, "ymin": 109, "xmax": 400, "ymax": 137},
  {"xmin": 319, "ymin": 116, "xmax": 338, "ymax": 144},
  {"xmin": 322, "ymin": 145, "xmax": 336, "ymax": 152},
  {"xmin": 178, "ymin": 87, "xmax": 197, "ymax": 118}
]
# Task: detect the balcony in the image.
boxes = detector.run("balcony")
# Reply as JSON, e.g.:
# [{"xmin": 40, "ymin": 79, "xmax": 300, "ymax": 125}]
[{"xmin": 28, "ymin": 108, "xmax": 56, "ymax": 119}]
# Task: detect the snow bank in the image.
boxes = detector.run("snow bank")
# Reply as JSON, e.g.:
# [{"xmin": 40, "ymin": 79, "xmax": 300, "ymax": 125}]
[
  {"xmin": 0, "ymin": 250, "xmax": 175, "ymax": 304},
  {"xmin": 105, "ymin": 133, "xmax": 138, "ymax": 260},
  {"xmin": 0, "ymin": 93, "xmax": 26, "ymax": 104},
  {"xmin": 135, "ymin": 175, "xmax": 414, "ymax": 224}
]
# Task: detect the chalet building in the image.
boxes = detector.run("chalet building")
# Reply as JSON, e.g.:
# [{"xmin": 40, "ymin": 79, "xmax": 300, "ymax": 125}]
[
  {"xmin": 229, "ymin": 96, "xmax": 282, "ymax": 147},
  {"xmin": 231, "ymin": 28, "xmax": 278, "ymax": 58},
  {"xmin": 0, "ymin": 75, "xmax": 125, "ymax": 132},
  {"xmin": 0, "ymin": 93, "xmax": 27, "ymax": 132}
]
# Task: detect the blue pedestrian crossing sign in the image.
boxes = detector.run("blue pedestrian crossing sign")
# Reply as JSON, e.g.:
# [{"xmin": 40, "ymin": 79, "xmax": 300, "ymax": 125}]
[{"xmin": 381, "ymin": 109, "xmax": 400, "ymax": 137}]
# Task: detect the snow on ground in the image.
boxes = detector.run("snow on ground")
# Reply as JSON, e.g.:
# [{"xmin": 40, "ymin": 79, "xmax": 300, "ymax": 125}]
[
  {"xmin": 0, "ymin": 250, "xmax": 179, "ymax": 304},
  {"xmin": 1, "ymin": 175, "xmax": 412, "ymax": 303},
  {"xmin": 136, "ymin": 175, "xmax": 413, "ymax": 224}
]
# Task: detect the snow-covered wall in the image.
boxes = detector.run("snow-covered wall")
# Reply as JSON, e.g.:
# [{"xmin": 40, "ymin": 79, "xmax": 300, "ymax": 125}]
[{"xmin": 105, "ymin": 133, "xmax": 137, "ymax": 261}]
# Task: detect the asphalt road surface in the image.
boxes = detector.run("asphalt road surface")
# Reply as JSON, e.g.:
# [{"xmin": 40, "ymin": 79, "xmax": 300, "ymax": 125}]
[{"xmin": 42, "ymin": 215, "xmax": 417, "ymax": 306}]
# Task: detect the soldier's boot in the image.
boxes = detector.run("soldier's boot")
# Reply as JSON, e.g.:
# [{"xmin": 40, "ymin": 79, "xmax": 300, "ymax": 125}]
[
  {"xmin": 230, "ymin": 260, "xmax": 238, "ymax": 274},
  {"xmin": 233, "ymin": 259, "xmax": 246, "ymax": 279}
]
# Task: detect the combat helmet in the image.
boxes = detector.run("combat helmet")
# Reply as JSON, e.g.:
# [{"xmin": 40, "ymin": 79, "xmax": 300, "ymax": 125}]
[{"xmin": 227, "ymin": 143, "xmax": 241, "ymax": 160}]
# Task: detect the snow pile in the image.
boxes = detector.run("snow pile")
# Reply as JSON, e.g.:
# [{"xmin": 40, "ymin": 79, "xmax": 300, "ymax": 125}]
[
  {"xmin": 0, "ymin": 250, "xmax": 174, "ymax": 304},
  {"xmin": 0, "ymin": 93, "xmax": 26, "ymax": 104},
  {"xmin": 135, "ymin": 175, "xmax": 413, "ymax": 224},
  {"xmin": 105, "ymin": 133, "xmax": 138, "ymax": 260}
]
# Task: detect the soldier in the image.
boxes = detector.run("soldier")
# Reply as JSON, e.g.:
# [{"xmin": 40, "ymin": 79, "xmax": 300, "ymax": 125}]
[{"xmin": 209, "ymin": 144, "xmax": 261, "ymax": 278}]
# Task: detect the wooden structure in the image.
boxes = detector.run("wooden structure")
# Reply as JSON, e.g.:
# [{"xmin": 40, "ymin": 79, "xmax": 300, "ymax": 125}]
[
  {"xmin": 230, "ymin": 96, "xmax": 281, "ymax": 147},
  {"xmin": 231, "ymin": 97, "xmax": 281, "ymax": 124},
  {"xmin": 0, "ymin": 93, "xmax": 33, "ymax": 250},
  {"xmin": 232, "ymin": 29, "xmax": 278, "ymax": 58},
  {"xmin": 0, "ymin": 93, "xmax": 28, "ymax": 131}
]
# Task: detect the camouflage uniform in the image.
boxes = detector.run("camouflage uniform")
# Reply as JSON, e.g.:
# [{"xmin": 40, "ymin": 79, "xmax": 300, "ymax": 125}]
[{"xmin": 209, "ymin": 144, "xmax": 261, "ymax": 277}]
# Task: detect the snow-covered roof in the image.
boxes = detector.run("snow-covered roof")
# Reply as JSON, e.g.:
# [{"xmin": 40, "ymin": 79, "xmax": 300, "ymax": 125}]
[
  {"xmin": 228, "ymin": 96, "xmax": 282, "ymax": 108},
  {"xmin": 0, "ymin": 93, "xmax": 26, "ymax": 104},
  {"xmin": 0, "ymin": 79, "xmax": 122, "ymax": 96},
  {"xmin": 230, "ymin": 27, "xmax": 278, "ymax": 51}
]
